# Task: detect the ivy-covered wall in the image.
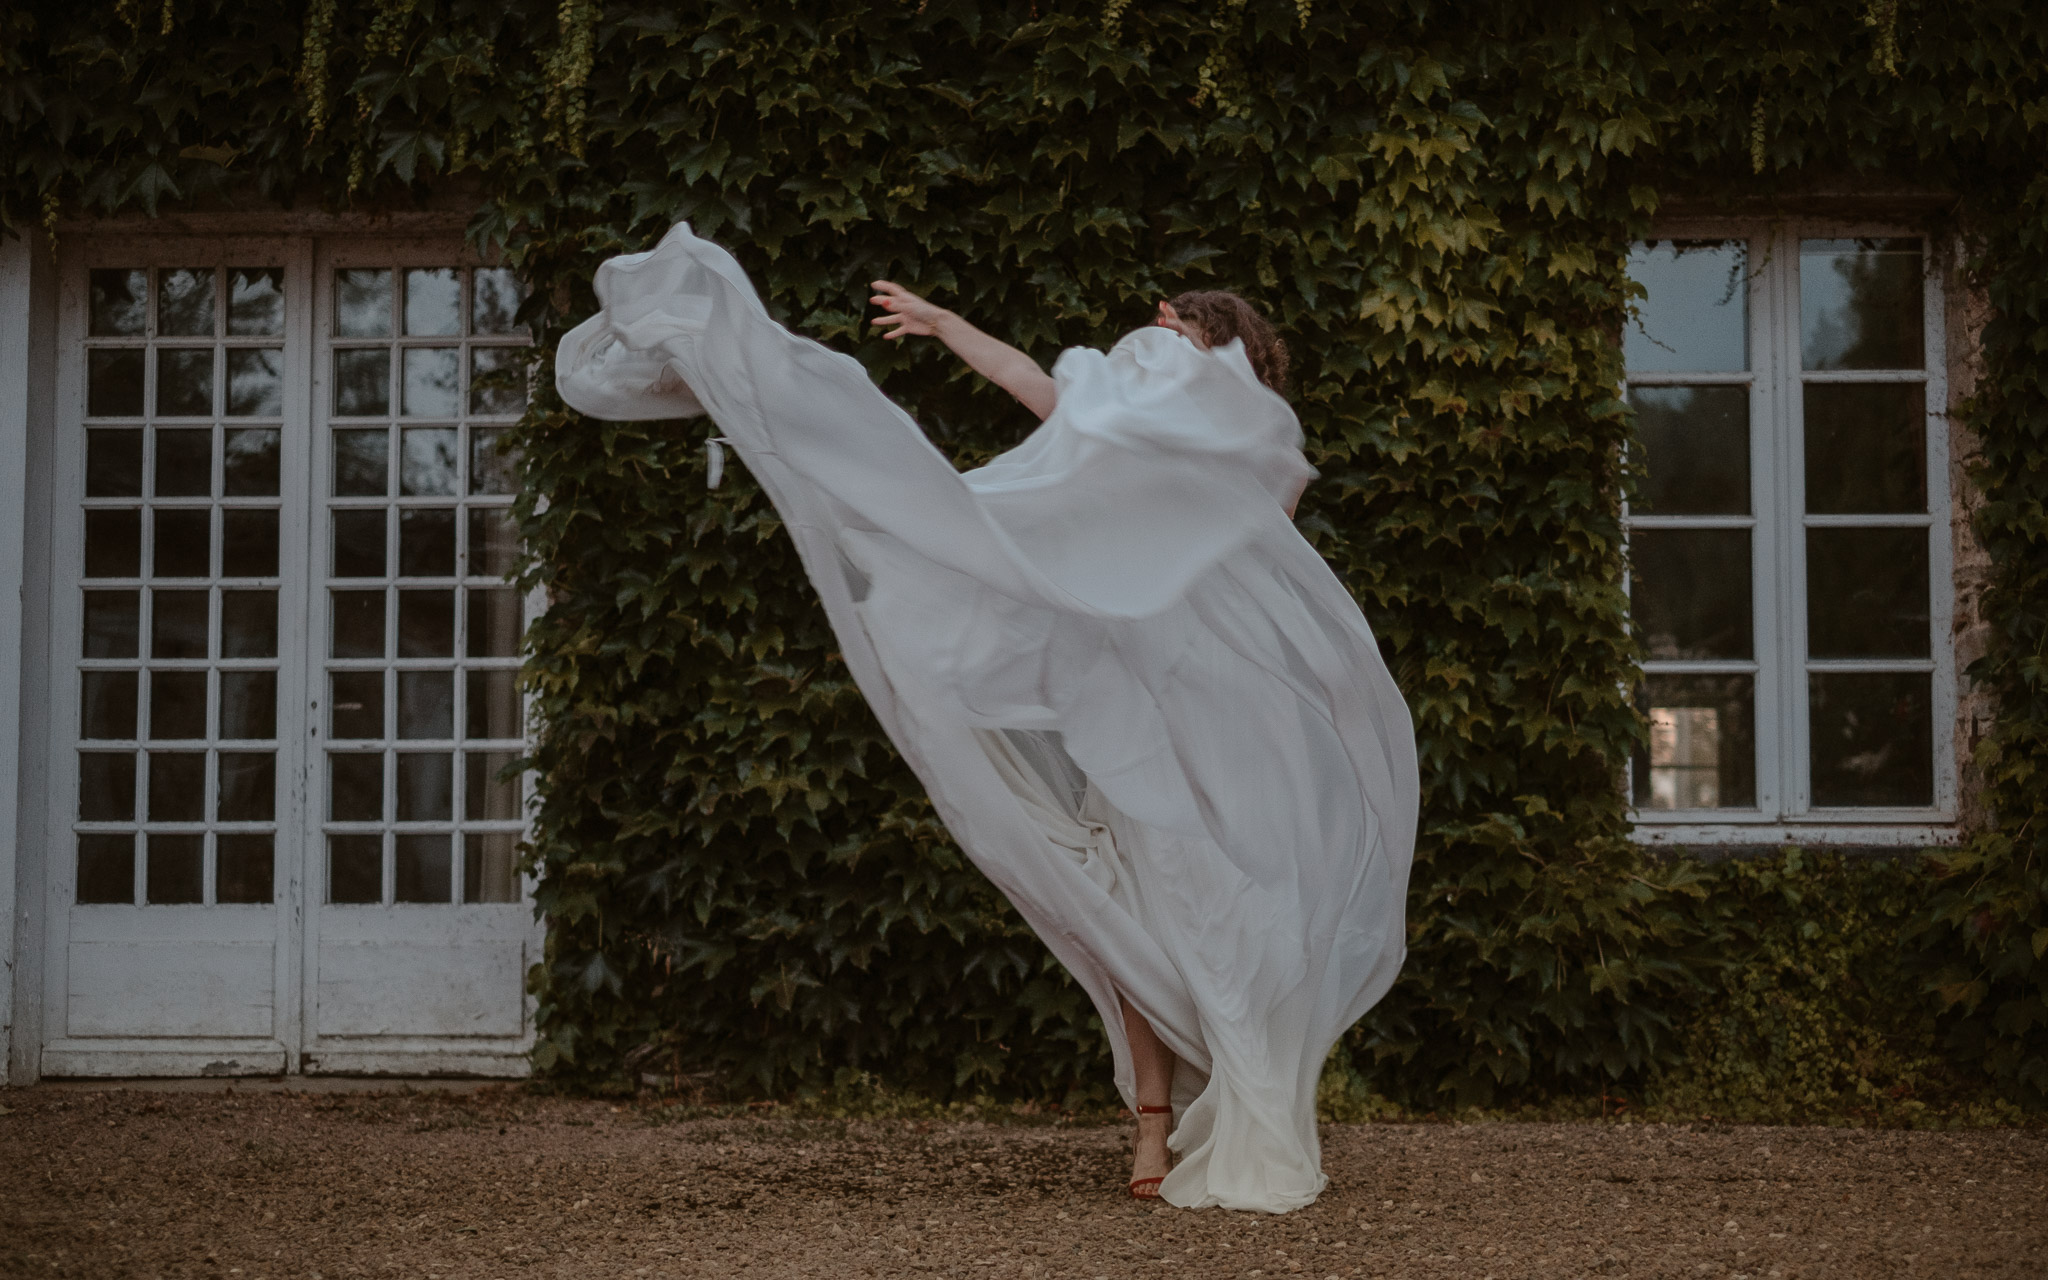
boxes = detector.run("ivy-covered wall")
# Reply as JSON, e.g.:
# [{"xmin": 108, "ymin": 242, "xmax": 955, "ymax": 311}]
[{"xmin": 3, "ymin": 0, "xmax": 2044, "ymax": 1111}]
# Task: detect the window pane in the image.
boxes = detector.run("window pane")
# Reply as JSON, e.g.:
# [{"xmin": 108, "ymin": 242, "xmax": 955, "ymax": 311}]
[
  {"xmin": 145, "ymin": 834, "xmax": 204, "ymax": 904},
  {"xmin": 395, "ymin": 834, "xmax": 452, "ymax": 904},
  {"xmin": 398, "ymin": 670, "xmax": 455, "ymax": 739},
  {"xmin": 221, "ymin": 590, "xmax": 279, "ymax": 658},
  {"xmin": 399, "ymin": 508, "xmax": 457, "ymax": 577},
  {"xmin": 404, "ymin": 268, "xmax": 462, "ymax": 336},
  {"xmin": 333, "ymin": 509, "xmax": 388, "ymax": 578},
  {"xmin": 222, "ymin": 510, "xmax": 280, "ymax": 578},
  {"xmin": 1632, "ymin": 674, "xmax": 1757, "ymax": 811},
  {"xmin": 219, "ymin": 671, "xmax": 276, "ymax": 741},
  {"xmin": 398, "ymin": 589, "xmax": 455, "ymax": 657},
  {"xmin": 223, "ymin": 428, "xmax": 281, "ymax": 496},
  {"xmin": 328, "ymin": 835, "xmax": 383, "ymax": 904},
  {"xmin": 1630, "ymin": 386, "xmax": 1748, "ymax": 516},
  {"xmin": 329, "ymin": 753, "xmax": 384, "ymax": 821},
  {"xmin": 225, "ymin": 348, "xmax": 285, "ymax": 416},
  {"xmin": 1801, "ymin": 238, "xmax": 1923, "ymax": 370},
  {"xmin": 157, "ymin": 269, "xmax": 215, "ymax": 338},
  {"xmin": 334, "ymin": 348, "xmax": 391, "ymax": 416},
  {"xmin": 150, "ymin": 590, "xmax": 209, "ymax": 658},
  {"xmin": 148, "ymin": 670, "xmax": 208, "ymax": 740},
  {"xmin": 81, "ymin": 670, "xmax": 138, "ymax": 740},
  {"xmin": 331, "ymin": 589, "xmax": 386, "ymax": 658},
  {"xmin": 155, "ymin": 348, "xmax": 215, "ymax": 417},
  {"xmin": 1625, "ymin": 241, "xmax": 1747, "ymax": 373},
  {"xmin": 467, "ymin": 589, "xmax": 521, "ymax": 657},
  {"xmin": 77, "ymin": 834, "xmax": 136, "ymax": 904},
  {"xmin": 1806, "ymin": 528, "xmax": 1929, "ymax": 659},
  {"xmin": 152, "ymin": 508, "xmax": 211, "ymax": 578},
  {"xmin": 227, "ymin": 268, "xmax": 285, "ymax": 337},
  {"xmin": 466, "ymin": 669, "xmax": 522, "ymax": 740},
  {"xmin": 333, "ymin": 428, "xmax": 390, "ymax": 496},
  {"xmin": 335, "ymin": 269, "xmax": 394, "ymax": 338},
  {"xmin": 470, "ymin": 348, "xmax": 528, "ymax": 416},
  {"xmin": 84, "ymin": 590, "xmax": 141, "ymax": 657},
  {"xmin": 471, "ymin": 268, "xmax": 524, "ymax": 335},
  {"xmin": 79, "ymin": 751, "xmax": 137, "ymax": 820},
  {"xmin": 1804, "ymin": 383, "xmax": 1926, "ymax": 514},
  {"xmin": 1810, "ymin": 672, "xmax": 1932, "ymax": 807},
  {"xmin": 147, "ymin": 751, "xmax": 205, "ymax": 822},
  {"xmin": 466, "ymin": 750, "xmax": 521, "ymax": 820},
  {"xmin": 217, "ymin": 752, "xmax": 276, "ymax": 822},
  {"xmin": 330, "ymin": 671, "xmax": 384, "ymax": 740},
  {"xmin": 87, "ymin": 349, "xmax": 145, "ymax": 417},
  {"xmin": 1630, "ymin": 528, "xmax": 1752, "ymax": 660},
  {"xmin": 154, "ymin": 428, "xmax": 212, "ymax": 497},
  {"xmin": 400, "ymin": 427, "xmax": 459, "ymax": 495},
  {"xmin": 90, "ymin": 269, "xmax": 148, "ymax": 336},
  {"xmin": 397, "ymin": 752, "xmax": 454, "ymax": 821},
  {"xmin": 216, "ymin": 835, "xmax": 273, "ymax": 903},
  {"xmin": 84, "ymin": 509, "xmax": 142, "ymax": 578},
  {"xmin": 466, "ymin": 508, "xmax": 519, "ymax": 580},
  {"xmin": 464, "ymin": 833, "xmax": 521, "ymax": 903},
  {"xmin": 87, "ymin": 430, "xmax": 143, "ymax": 497}
]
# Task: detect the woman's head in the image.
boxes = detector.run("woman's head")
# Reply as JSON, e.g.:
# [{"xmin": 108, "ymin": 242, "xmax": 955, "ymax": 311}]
[{"xmin": 1157, "ymin": 290, "xmax": 1290, "ymax": 396}]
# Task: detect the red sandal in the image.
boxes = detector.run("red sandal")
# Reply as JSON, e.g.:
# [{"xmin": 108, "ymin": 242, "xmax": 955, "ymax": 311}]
[{"xmin": 1128, "ymin": 1104, "xmax": 1172, "ymax": 1200}]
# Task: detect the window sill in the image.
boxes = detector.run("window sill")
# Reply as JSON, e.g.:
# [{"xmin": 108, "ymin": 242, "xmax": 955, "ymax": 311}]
[{"xmin": 1630, "ymin": 819, "xmax": 1960, "ymax": 849}]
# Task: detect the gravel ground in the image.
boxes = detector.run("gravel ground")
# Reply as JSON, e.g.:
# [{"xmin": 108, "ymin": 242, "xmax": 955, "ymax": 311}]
[{"xmin": 0, "ymin": 1085, "xmax": 2041, "ymax": 1280}]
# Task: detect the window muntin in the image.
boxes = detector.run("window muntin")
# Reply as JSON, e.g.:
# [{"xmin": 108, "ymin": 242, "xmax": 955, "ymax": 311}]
[
  {"xmin": 1625, "ymin": 231, "xmax": 1949, "ymax": 827},
  {"xmin": 75, "ymin": 265, "xmax": 287, "ymax": 905},
  {"xmin": 320, "ymin": 264, "xmax": 528, "ymax": 906}
]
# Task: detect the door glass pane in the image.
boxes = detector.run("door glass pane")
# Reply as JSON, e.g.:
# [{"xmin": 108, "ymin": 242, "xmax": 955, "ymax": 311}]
[
  {"xmin": 397, "ymin": 753, "xmax": 454, "ymax": 820},
  {"xmin": 1809, "ymin": 672, "xmax": 1932, "ymax": 806},
  {"xmin": 471, "ymin": 268, "xmax": 523, "ymax": 334},
  {"xmin": 1631, "ymin": 528, "xmax": 1753, "ymax": 660},
  {"xmin": 333, "ymin": 510, "xmax": 388, "ymax": 577},
  {"xmin": 221, "ymin": 590, "xmax": 279, "ymax": 658},
  {"xmin": 398, "ymin": 670, "xmax": 455, "ymax": 738},
  {"xmin": 226, "ymin": 349, "xmax": 285, "ymax": 416},
  {"xmin": 148, "ymin": 670, "xmax": 208, "ymax": 740},
  {"xmin": 400, "ymin": 427, "xmax": 459, "ymax": 495},
  {"xmin": 79, "ymin": 752, "xmax": 137, "ymax": 820},
  {"xmin": 87, "ymin": 430, "xmax": 143, "ymax": 496},
  {"xmin": 466, "ymin": 669, "xmax": 521, "ymax": 740},
  {"xmin": 334, "ymin": 429, "xmax": 390, "ymax": 495},
  {"xmin": 469, "ymin": 349, "xmax": 527, "ymax": 416},
  {"xmin": 335, "ymin": 269, "xmax": 394, "ymax": 338},
  {"xmin": 404, "ymin": 269, "xmax": 462, "ymax": 336},
  {"xmin": 88, "ymin": 349, "xmax": 145, "ymax": 417},
  {"xmin": 85, "ymin": 510, "xmax": 142, "ymax": 578},
  {"xmin": 334, "ymin": 348, "xmax": 391, "ymax": 416},
  {"xmin": 466, "ymin": 751, "xmax": 521, "ymax": 820},
  {"xmin": 1625, "ymin": 241, "xmax": 1747, "ymax": 373},
  {"xmin": 467, "ymin": 589, "xmax": 521, "ymax": 658},
  {"xmin": 216, "ymin": 835, "xmax": 274, "ymax": 903},
  {"xmin": 1630, "ymin": 386, "xmax": 1748, "ymax": 516},
  {"xmin": 222, "ymin": 510, "xmax": 280, "ymax": 577},
  {"xmin": 328, "ymin": 835, "xmax": 383, "ymax": 904},
  {"xmin": 331, "ymin": 590, "xmax": 386, "ymax": 658},
  {"xmin": 157, "ymin": 270, "xmax": 216, "ymax": 338},
  {"xmin": 399, "ymin": 509, "xmax": 457, "ymax": 576},
  {"xmin": 153, "ymin": 508, "xmax": 212, "ymax": 577},
  {"xmin": 1806, "ymin": 528, "xmax": 1930, "ymax": 659},
  {"xmin": 464, "ymin": 833, "xmax": 521, "ymax": 904},
  {"xmin": 77, "ymin": 835, "xmax": 136, "ymax": 904},
  {"xmin": 227, "ymin": 268, "xmax": 285, "ymax": 336},
  {"xmin": 85, "ymin": 591, "xmax": 141, "ymax": 657},
  {"xmin": 151, "ymin": 589, "xmax": 209, "ymax": 658},
  {"xmin": 1804, "ymin": 383, "xmax": 1926, "ymax": 514},
  {"xmin": 90, "ymin": 270, "xmax": 148, "ymax": 336},
  {"xmin": 81, "ymin": 671, "xmax": 138, "ymax": 740},
  {"xmin": 219, "ymin": 671, "xmax": 276, "ymax": 741},
  {"xmin": 329, "ymin": 754, "xmax": 384, "ymax": 821},
  {"xmin": 1633, "ymin": 675, "xmax": 1757, "ymax": 810},
  {"xmin": 399, "ymin": 589, "xmax": 455, "ymax": 657},
  {"xmin": 217, "ymin": 753, "xmax": 276, "ymax": 822},
  {"xmin": 467, "ymin": 509, "xmax": 519, "ymax": 580},
  {"xmin": 330, "ymin": 671, "xmax": 384, "ymax": 740},
  {"xmin": 145, "ymin": 833, "xmax": 204, "ymax": 904},
  {"xmin": 224, "ymin": 428, "xmax": 281, "ymax": 495},
  {"xmin": 148, "ymin": 751, "xmax": 206, "ymax": 822},
  {"xmin": 395, "ymin": 835, "xmax": 452, "ymax": 903},
  {"xmin": 402, "ymin": 348, "xmax": 462, "ymax": 417},
  {"xmin": 154, "ymin": 428, "xmax": 212, "ymax": 496},
  {"xmin": 1801, "ymin": 239, "xmax": 1923, "ymax": 370},
  {"xmin": 156, "ymin": 348, "xmax": 215, "ymax": 417}
]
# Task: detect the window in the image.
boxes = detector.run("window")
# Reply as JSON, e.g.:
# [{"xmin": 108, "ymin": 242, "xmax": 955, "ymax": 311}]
[{"xmin": 1624, "ymin": 228, "xmax": 1952, "ymax": 841}]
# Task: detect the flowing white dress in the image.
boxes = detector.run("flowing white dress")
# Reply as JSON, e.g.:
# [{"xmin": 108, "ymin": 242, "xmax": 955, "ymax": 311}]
[{"xmin": 555, "ymin": 225, "xmax": 1419, "ymax": 1213}]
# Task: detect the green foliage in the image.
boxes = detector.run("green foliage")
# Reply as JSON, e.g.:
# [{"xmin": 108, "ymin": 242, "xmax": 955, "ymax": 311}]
[{"xmin": 3, "ymin": 0, "xmax": 2045, "ymax": 1110}]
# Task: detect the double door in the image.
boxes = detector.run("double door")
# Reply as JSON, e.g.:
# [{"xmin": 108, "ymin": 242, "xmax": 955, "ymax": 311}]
[{"xmin": 40, "ymin": 236, "xmax": 538, "ymax": 1077}]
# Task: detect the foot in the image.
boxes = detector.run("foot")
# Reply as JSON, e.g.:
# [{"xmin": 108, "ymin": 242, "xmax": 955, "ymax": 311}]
[{"xmin": 1129, "ymin": 1107, "xmax": 1172, "ymax": 1197}]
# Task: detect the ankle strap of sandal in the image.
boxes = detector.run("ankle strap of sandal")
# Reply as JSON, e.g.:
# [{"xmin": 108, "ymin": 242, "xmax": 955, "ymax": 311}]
[{"xmin": 1134, "ymin": 1104, "xmax": 1173, "ymax": 1115}]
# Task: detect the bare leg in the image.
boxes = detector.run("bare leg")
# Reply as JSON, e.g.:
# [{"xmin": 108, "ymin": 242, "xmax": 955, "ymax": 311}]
[{"xmin": 1121, "ymin": 995, "xmax": 1175, "ymax": 1190}]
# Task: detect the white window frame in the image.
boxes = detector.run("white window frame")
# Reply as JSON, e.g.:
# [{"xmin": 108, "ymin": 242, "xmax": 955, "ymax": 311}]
[{"xmin": 1627, "ymin": 221, "xmax": 1956, "ymax": 848}]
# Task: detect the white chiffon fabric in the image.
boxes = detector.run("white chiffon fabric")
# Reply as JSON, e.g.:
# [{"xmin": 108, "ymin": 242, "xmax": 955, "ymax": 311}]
[{"xmin": 556, "ymin": 225, "xmax": 1419, "ymax": 1213}]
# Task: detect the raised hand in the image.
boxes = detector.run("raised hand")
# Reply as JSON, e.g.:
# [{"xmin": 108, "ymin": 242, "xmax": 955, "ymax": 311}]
[{"xmin": 870, "ymin": 280, "xmax": 950, "ymax": 339}]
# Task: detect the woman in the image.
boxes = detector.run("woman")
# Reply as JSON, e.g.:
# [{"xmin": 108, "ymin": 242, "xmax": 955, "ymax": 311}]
[{"xmin": 556, "ymin": 225, "xmax": 1418, "ymax": 1212}]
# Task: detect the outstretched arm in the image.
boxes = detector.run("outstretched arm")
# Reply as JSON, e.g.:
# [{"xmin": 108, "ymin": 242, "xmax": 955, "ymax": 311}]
[{"xmin": 870, "ymin": 281, "xmax": 1059, "ymax": 421}]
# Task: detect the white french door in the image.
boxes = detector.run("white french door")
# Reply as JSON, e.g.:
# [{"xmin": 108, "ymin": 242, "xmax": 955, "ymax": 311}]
[{"xmin": 40, "ymin": 236, "xmax": 537, "ymax": 1077}]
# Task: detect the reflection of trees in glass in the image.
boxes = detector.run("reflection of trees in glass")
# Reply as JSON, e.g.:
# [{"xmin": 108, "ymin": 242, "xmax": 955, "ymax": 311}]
[{"xmin": 1803, "ymin": 239, "xmax": 1922, "ymax": 370}]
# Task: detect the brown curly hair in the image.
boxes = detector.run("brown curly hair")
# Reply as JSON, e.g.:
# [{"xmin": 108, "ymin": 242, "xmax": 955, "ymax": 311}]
[{"xmin": 1164, "ymin": 290, "xmax": 1290, "ymax": 396}]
